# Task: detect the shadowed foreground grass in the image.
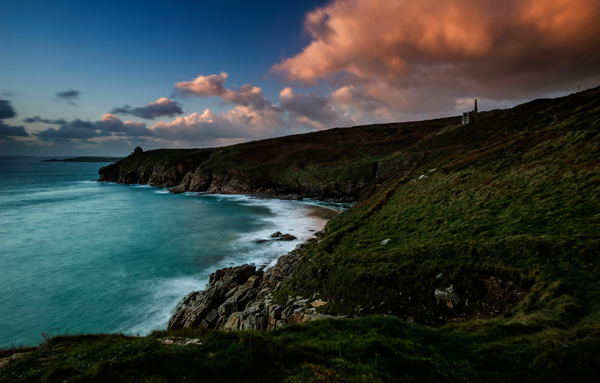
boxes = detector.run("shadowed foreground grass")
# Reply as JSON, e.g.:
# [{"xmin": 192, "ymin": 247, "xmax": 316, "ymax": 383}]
[{"xmin": 2, "ymin": 315, "xmax": 600, "ymax": 383}]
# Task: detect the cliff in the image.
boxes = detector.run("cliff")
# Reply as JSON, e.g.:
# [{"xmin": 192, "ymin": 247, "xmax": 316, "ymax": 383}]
[
  {"xmin": 98, "ymin": 116, "xmax": 458, "ymax": 202},
  {"xmin": 3, "ymin": 87, "xmax": 600, "ymax": 382}
]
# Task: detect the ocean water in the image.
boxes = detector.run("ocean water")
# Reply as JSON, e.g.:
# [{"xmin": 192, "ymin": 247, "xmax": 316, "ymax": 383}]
[{"xmin": 0, "ymin": 159, "xmax": 338, "ymax": 347}]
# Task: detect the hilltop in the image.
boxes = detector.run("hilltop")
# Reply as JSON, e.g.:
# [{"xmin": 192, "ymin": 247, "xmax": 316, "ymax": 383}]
[{"xmin": 2, "ymin": 86, "xmax": 600, "ymax": 382}]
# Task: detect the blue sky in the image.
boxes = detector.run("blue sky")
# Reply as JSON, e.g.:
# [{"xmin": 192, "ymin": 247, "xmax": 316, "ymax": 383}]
[{"xmin": 2, "ymin": 0, "xmax": 599, "ymax": 156}]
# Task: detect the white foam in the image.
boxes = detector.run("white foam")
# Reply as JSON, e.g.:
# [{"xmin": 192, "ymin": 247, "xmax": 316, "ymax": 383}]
[
  {"xmin": 118, "ymin": 274, "xmax": 210, "ymax": 335},
  {"xmin": 199, "ymin": 194, "xmax": 336, "ymax": 269},
  {"xmin": 116, "ymin": 194, "xmax": 342, "ymax": 334}
]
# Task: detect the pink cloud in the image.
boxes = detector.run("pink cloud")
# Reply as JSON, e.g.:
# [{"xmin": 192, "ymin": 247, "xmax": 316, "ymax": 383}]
[
  {"xmin": 273, "ymin": 0, "xmax": 600, "ymax": 104},
  {"xmin": 174, "ymin": 72, "xmax": 228, "ymax": 97},
  {"xmin": 174, "ymin": 72, "xmax": 270, "ymax": 110},
  {"xmin": 150, "ymin": 104, "xmax": 289, "ymax": 146}
]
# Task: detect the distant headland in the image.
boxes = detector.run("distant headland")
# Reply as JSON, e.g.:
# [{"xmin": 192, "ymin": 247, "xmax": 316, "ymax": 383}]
[{"xmin": 41, "ymin": 157, "xmax": 124, "ymax": 163}]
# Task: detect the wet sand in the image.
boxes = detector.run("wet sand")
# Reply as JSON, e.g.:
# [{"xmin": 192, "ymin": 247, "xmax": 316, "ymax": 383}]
[{"xmin": 304, "ymin": 204, "xmax": 341, "ymax": 221}]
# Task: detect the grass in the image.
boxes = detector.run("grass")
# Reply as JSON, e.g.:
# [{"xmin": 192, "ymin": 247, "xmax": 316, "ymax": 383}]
[{"xmin": 2, "ymin": 316, "xmax": 600, "ymax": 382}]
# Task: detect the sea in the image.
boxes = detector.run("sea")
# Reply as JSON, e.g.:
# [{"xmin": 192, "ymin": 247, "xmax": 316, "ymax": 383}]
[{"xmin": 0, "ymin": 158, "xmax": 342, "ymax": 348}]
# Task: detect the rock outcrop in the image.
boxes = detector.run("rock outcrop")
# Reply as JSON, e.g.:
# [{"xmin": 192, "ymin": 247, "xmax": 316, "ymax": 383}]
[
  {"xmin": 168, "ymin": 235, "xmax": 343, "ymax": 332},
  {"xmin": 99, "ymin": 160, "xmax": 368, "ymax": 202}
]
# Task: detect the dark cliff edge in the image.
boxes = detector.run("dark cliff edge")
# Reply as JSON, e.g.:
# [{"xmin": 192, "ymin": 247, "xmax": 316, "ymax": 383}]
[
  {"xmin": 98, "ymin": 116, "xmax": 459, "ymax": 202},
  {"xmin": 3, "ymin": 87, "xmax": 600, "ymax": 382}
]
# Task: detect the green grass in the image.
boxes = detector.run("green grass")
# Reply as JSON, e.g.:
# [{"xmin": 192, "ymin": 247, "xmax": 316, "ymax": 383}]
[{"xmin": 3, "ymin": 316, "xmax": 600, "ymax": 382}]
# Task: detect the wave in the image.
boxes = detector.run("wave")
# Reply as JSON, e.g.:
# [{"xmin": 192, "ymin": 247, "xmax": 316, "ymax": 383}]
[{"xmin": 116, "ymin": 194, "xmax": 337, "ymax": 334}]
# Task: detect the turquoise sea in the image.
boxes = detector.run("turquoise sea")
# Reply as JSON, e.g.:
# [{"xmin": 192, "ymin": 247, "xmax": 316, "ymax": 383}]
[{"xmin": 0, "ymin": 159, "xmax": 337, "ymax": 347}]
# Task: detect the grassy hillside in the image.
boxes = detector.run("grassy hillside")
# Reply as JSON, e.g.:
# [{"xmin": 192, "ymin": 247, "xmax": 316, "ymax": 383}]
[
  {"xmin": 3, "ymin": 87, "xmax": 600, "ymax": 382},
  {"xmin": 279, "ymin": 89, "xmax": 600, "ymax": 323},
  {"xmin": 98, "ymin": 115, "xmax": 459, "ymax": 200}
]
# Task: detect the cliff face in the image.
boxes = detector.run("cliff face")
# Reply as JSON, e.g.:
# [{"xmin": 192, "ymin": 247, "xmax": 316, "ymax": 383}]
[{"xmin": 99, "ymin": 118, "xmax": 457, "ymax": 201}]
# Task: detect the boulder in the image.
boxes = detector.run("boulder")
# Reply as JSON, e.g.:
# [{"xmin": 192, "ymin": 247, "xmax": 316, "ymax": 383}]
[
  {"xmin": 167, "ymin": 264, "xmax": 258, "ymax": 330},
  {"xmin": 434, "ymin": 285, "xmax": 461, "ymax": 305}
]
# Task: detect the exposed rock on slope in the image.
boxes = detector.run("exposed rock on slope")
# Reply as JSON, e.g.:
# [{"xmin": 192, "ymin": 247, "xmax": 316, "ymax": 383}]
[
  {"xmin": 168, "ymin": 238, "xmax": 344, "ymax": 331},
  {"xmin": 169, "ymin": 238, "xmax": 530, "ymax": 331}
]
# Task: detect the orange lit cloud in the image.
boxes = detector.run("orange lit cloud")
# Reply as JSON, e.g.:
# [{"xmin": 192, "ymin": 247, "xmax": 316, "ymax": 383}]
[
  {"xmin": 274, "ymin": 0, "xmax": 600, "ymax": 117},
  {"xmin": 174, "ymin": 72, "xmax": 270, "ymax": 110},
  {"xmin": 150, "ymin": 104, "xmax": 290, "ymax": 147}
]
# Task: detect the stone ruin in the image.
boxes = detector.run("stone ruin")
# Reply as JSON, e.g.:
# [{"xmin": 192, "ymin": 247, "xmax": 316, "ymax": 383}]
[{"xmin": 462, "ymin": 99, "xmax": 478, "ymax": 125}]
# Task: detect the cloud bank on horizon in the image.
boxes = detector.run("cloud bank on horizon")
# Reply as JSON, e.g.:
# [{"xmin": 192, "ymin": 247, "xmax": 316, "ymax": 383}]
[{"xmin": 2, "ymin": 0, "xmax": 599, "ymax": 156}]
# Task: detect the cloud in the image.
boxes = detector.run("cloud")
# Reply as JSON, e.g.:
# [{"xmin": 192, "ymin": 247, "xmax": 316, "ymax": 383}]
[
  {"xmin": 0, "ymin": 121, "xmax": 29, "ymax": 137},
  {"xmin": 56, "ymin": 89, "xmax": 81, "ymax": 105},
  {"xmin": 32, "ymin": 114, "xmax": 151, "ymax": 142},
  {"xmin": 0, "ymin": 99, "xmax": 17, "ymax": 119},
  {"xmin": 279, "ymin": 87, "xmax": 338, "ymax": 124},
  {"xmin": 23, "ymin": 116, "xmax": 68, "ymax": 125},
  {"xmin": 222, "ymin": 85, "xmax": 267, "ymax": 109},
  {"xmin": 174, "ymin": 73, "xmax": 228, "ymax": 97},
  {"xmin": 95, "ymin": 114, "xmax": 153, "ymax": 137},
  {"xmin": 34, "ymin": 125, "xmax": 110, "ymax": 142},
  {"xmin": 151, "ymin": 103, "xmax": 288, "ymax": 146},
  {"xmin": 273, "ymin": 0, "xmax": 600, "ymax": 114},
  {"xmin": 174, "ymin": 72, "xmax": 271, "ymax": 110},
  {"xmin": 0, "ymin": 98, "xmax": 29, "ymax": 139},
  {"xmin": 111, "ymin": 97, "xmax": 184, "ymax": 119}
]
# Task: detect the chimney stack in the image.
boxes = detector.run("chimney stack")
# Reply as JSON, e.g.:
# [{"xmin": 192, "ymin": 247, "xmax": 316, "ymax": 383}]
[{"xmin": 474, "ymin": 99, "xmax": 478, "ymax": 114}]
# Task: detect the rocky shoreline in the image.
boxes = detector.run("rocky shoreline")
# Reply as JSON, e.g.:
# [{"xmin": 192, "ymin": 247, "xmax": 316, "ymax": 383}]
[
  {"xmin": 97, "ymin": 155, "xmax": 369, "ymax": 203},
  {"xmin": 168, "ymin": 229, "xmax": 345, "ymax": 332},
  {"xmin": 98, "ymin": 161, "xmax": 346, "ymax": 331}
]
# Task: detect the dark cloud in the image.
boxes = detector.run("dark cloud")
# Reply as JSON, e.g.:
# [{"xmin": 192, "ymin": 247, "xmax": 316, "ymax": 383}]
[
  {"xmin": 111, "ymin": 98, "xmax": 183, "ymax": 120},
  {"xmin": 32, "ymin": 114, "xmax": 152, "ymax": 142},
  {"xmin": 279, "ymin": 87, "xmax": 338, "ymax": 123},
  {"xmin": 0, "ymin": 120, "xmax": 29, "ymax": 137},
  {"xmin": 0, "ymin": 99, "xmax": 17, "ymax": 119},
  {"xmin": 34, "ymin": 125, "xmax": 110, "ymax": 141},
  {"xmin": 95, "ymin": 114, "xmax": 153, "ymax": 137},
  {"xmin": 56, "ymin": 89, "xmax": 81, "ymax": 105},
  {"xmin": 70, "ymin": 119, "xmax": 96, "ymax": 129},
  {"xmin": 23, "ymin": 116, "xmax": 68, "ymax": 125}
]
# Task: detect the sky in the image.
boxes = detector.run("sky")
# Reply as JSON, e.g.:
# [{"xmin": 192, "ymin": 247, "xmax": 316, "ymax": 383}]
[{"xmin": 1, "ymin": 0, "xmax": 599, "ymax": 157}]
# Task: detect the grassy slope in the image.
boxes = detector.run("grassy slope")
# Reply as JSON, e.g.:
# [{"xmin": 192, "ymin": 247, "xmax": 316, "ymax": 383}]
[
  {"xmin": 109, "ymin": 117, "xmax": 456, "ymax": 194},
  {"xmin": 280, "ymin": 89, "xmax": 600, "ymax": 319},
  {"xmin": 3, "ymin": 88, "xmax": 600, "ymax": 382}
]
